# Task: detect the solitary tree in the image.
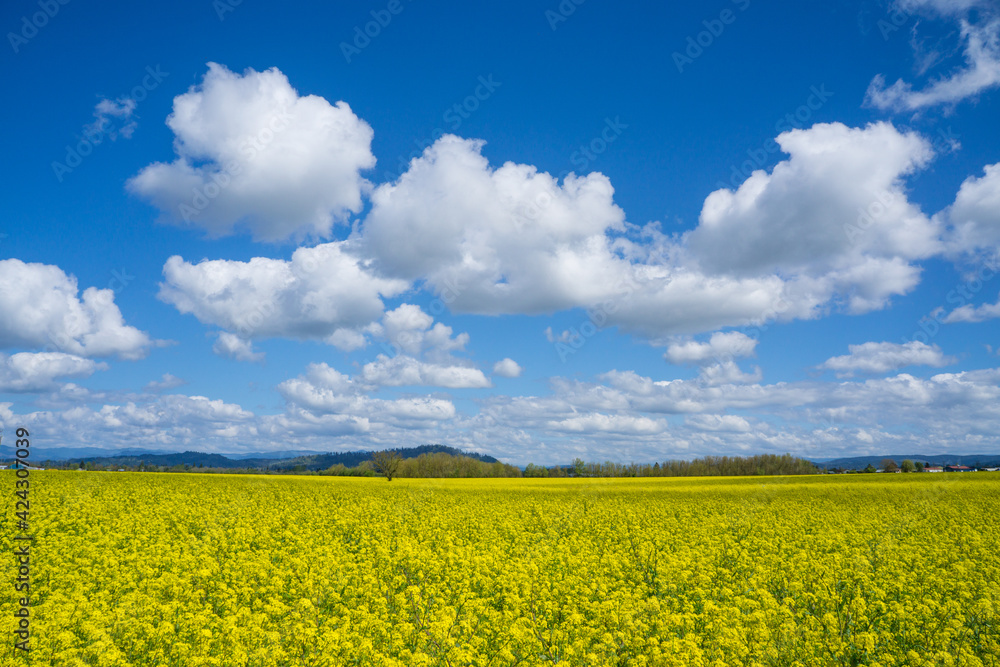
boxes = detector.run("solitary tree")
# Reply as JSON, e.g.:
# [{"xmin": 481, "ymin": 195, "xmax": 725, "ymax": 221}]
[
  {"xmin": 863, "ymin": 463, "xmax": 876, "ymax": 473},
  {"xmin": 881, "ymin": 458, "xmax": 899, "ymax": 473},
  {"xmin": 371, "ymin": 450, "xmax": 403, "ymax": 481},
  {"xmin": 900, "ymin": 459, "xmax": 915, "ymax": 473},
  {"xmin": 915, "ymin": 461, "xmax": 925, "ymax": 472}
]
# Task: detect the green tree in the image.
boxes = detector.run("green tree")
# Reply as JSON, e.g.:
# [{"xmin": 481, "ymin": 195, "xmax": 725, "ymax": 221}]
[
  {"xmin": 371, "ymin": 450, "xmax": 403, "ymax": 481},
  {"xmin": 863, "ymin": 463, "xmax": 877, "ymax": 473},
  {"xmin": 524, "ymin": 463, "xmax": 548, "ymax": 478},
  {"xmin": 900, "ymin": 459, "xmax": 915, "ymax": 473},
  {"xmin": 914, "ymin": 461, "xmax": 925, "ymax": 472}
]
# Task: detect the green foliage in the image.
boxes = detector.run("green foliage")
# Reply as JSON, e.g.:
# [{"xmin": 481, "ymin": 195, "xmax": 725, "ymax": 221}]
[
  {"xmin": 322, "ymin": 452, "xmax": 520, "ymax": 479},
  {"xmin": 570, "ymin": 453, "xmax": 819, "ymax": 478},
  {"xmin": 523, "ymin": 463, "xmax": 549, "ymax": 478},
  {"xmin": 371, "ymin": 451, "xmax": 403, "ymax": 481}
]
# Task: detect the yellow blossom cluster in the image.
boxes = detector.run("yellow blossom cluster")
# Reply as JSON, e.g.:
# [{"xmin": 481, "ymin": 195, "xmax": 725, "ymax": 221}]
[{"xmin": 2, "ymin": 471, "xmax": 998, "ymax": 665}]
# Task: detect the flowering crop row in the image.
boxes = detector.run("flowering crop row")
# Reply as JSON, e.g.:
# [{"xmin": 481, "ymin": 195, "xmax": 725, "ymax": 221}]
[{"xmin": 1, "ymin": 472, "xmax": 998, "ymax": 665}]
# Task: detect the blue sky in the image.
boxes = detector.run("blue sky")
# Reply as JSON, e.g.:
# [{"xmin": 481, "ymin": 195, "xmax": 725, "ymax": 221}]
[{"xmin": 2, "ymin": 0, "xmax": 1000, "ymax": 464}]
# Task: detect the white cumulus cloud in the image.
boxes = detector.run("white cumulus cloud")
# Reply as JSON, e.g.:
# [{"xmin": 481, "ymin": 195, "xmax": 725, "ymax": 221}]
[
  {"xmin": 276, "ymin": 362, "xmax": 460, "ymax": 426},
  {"xmin": 819, "ymin": 341, "xmax": 956, "ymax": 376},
  {"xmin": 158, "ymin": 243, "xmax": 407, "ymax": 346},
  {"xmin": 212, "ymin": 332, "xmax": 265, "ymax": 362},
  {"xmin": 664, "ymin": 332, "xmax": 758, "ymax": 365},
  {"xmin": 943, "ymin": 163, "xmax": 1000, "ymax": 257},
  {"xmin": 363, "ymin": 134, "xmax": 629, "ymax": 314},
  {"xmin": 128, "ymin": 62, "xmax": 376, "ymax": 241},
  {"xmin": 493, "ymin": 358, "xmax": 523, "ymax": 378},
  {"xmin": 0, "ymin": 352, "xmax": 107, "ymax": 393},
  {"xmin": 370, "ymin": 304, "xmax": 471, "ymax": 361},
  {"xmin": 360, "ymin": 355, "xmax": 491, "ymax": 389},
  {"xmin": 0, "ymin": 259, "xmax": 156, "ymax": 360},
  {"xmin": 687, "ymin": 122, "xmax": 938, "ymax": 315}
]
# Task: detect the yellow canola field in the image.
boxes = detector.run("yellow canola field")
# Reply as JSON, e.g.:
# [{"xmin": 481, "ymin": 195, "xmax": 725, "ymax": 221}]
[{"xmin": 2, "ymin": 472, "xmax": 999, "ymax": 666}]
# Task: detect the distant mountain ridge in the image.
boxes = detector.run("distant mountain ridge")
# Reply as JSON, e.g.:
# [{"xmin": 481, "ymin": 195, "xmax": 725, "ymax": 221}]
[
  {"xmin": 0, "ymin": 446, "xmax": 333, "ymax": 461},
  {"xmin": 0, "ymin": 444, "xmax": 499, "ymax": 470},
  {"xmin": 815, "ymin": 454, "xmax": 1000, "ymax": 469}
]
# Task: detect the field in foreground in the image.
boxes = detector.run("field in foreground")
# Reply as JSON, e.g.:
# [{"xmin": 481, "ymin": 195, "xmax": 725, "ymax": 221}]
[{"xmin": 2, "ymin": 472, "xmax": 999, "ymax": 666}]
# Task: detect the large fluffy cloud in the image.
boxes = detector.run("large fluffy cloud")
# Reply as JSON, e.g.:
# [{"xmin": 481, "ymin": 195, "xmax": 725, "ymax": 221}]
[
  {"xmin": 0, "ymin": 259, "xmax": 155, "ymax": 360},
  {"xmin": 365, "ymin": 136, "xmax": 773, "ymax": 336},
  {"xmin": 129, "ymin": 63, "xmax": 376, "ymax": 241},
  {"xmin": 943, "ymin": 163, "xmax": 1000, "ymax": 256},
  {"xmin": 363, "ymin": 135, "xmax": 630, "ymax": 313},
  {"xmin": 158, "ymin": 243, "xmax": 407, "ymax": 346},
  {"xmin": 137, "ymin": 67, "xmax": 962, "ymax": 342},
  {"xmin": 687, "ymin": 122, "xmax": 939, "ymax": 314},
  {"xmin": 356, "ymin": 124, "xmax": 945, "ymax": 338},
  {"xmin": 0, "ymin": 352, "xmax": 106, "ymax": 393},
  {"xmin": 361, "ymin": 136, "xmax": 792, "ymax": 335}
]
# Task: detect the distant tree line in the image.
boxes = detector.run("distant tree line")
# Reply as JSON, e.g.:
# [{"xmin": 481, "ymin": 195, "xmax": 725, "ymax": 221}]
[
  {"xmin": 324, "ymin": 451, "xmax": 522, "ymax": 479},
  {"xmin": 523, "ymin": 453, "xmax": 819, "ymax": 478}
]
